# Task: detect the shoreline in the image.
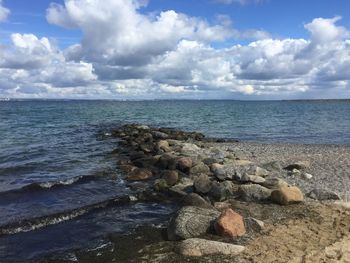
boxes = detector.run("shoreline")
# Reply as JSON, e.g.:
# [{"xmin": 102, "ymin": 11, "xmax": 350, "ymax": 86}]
[{"xmin": 45, "ymin": 123, "xmax": 350, "ymax": 262}]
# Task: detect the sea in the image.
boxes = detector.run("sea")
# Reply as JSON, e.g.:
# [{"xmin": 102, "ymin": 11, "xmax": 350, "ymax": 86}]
[{"xmin": 0, "ymin": 99, "xmax": 349, "ymax": 262}]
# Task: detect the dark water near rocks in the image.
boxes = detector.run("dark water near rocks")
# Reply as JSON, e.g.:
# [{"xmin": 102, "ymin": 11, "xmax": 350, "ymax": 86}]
[{"xmin": 0, "ymin": 99, "xmax": 349, "ymax": 262}]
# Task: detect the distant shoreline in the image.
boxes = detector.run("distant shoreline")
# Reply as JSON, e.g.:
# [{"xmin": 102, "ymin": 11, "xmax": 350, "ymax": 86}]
[{"xmin": 2, "ymin": 98, "xmax": 350, "ymax": 102}]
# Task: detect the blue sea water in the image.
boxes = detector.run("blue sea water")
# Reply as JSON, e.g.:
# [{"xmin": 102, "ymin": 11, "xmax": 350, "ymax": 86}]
[{"xmin": 0, "ymin": 99, "xmax": 350, "ymax": 262}]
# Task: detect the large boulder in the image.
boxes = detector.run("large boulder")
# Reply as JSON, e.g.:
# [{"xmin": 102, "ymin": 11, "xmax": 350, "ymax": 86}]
[
  {"xmin": 167, "ymin": 206, "xmax": 220, "ymax": 240},
  {"xmin": 214, "ymin": 208, "xmax": 246, "ymax": 238},
  {"xmin": 176, "ymin": 238, "xmax": 245, "ymax": 257},
  {"xmin": 307, "ymin": 188, "xmax": 341, "ymax": 201},
  {"xmin": 193, "ymin": 174, "xmax": 212, "ymax": 194},
  {"xmin": 238, "ymin": 184, "xmax": 272, "ymax": 201},
  {"xmin": 271, "ymin": 186, "xmax": 304, "ymax": 205}
]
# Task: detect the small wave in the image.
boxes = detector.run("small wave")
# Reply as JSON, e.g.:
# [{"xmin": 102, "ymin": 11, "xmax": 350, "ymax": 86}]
[
  {"xmin": 0, "ymin": 194, "xmax": 132, "ymax": 236},
  {"xmin": 0, "ymin": 175, "xmax": 98, "ymax": 196}
]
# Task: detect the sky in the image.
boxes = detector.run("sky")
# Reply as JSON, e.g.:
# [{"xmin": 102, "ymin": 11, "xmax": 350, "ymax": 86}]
[{"xmin": 0, "ymin": 0, "xmax": 350, "ymax": 100}]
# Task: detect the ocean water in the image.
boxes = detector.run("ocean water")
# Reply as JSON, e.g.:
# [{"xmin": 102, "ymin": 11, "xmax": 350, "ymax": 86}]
[{"xmin": 0, "ymin": 99, "xmax": 350, "ymax": 262}]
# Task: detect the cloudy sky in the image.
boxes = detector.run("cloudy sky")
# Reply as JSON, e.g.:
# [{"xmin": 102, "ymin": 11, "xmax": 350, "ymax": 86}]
[{"xmin": 0, "ymin": 0, "xmax": 350, "ymax": 100}]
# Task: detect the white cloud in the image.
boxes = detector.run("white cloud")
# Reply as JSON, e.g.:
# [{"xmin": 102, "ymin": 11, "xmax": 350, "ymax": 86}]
[
  {"xmin": 0, "ymin": 0, "xmax": 350, "ymax": 99},
  {"xmin": 0, "ymin": 0, "xmax": 10, "ymax": 22},
  {"xmin": 214, "ymin": 0, "xmax": 266, "ymax": 5}
]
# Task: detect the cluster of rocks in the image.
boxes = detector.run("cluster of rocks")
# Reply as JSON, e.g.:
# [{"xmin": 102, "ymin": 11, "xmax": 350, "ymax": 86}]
[{"xmin": 111, "ymin": 124, "xmax": 340, "ymax": 258}]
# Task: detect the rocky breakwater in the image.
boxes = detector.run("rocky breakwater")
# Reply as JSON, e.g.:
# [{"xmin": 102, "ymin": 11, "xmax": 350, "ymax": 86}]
[{"xmin": 110, "ymin": 124, "xmax": 344, "ymax": 260}]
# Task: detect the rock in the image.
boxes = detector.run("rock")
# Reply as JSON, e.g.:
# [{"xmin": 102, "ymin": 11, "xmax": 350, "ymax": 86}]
[
  {"xmin": 211, "ymin": 163, "xmax": 228, "ymax": 181},
  {"xmin": 290, "ymin": 168, "xmax": 301, "ymax": 175},
  {"xmin": 126, "ymin": 168, "xmax": 153, "ymax": 181},
  {"xmin": 241, "ymin": 174, "xmax": 266, "ymax": 184},
  {"xmin": 230, "ymin": 160, "xmax": 254, "ymax": 166},
  {"xmin": 214, "ymin": 202, "xmax": 231, "ymax": 211},
  {"xmin": 244, "ymin": 217, "xmax": 264, "ymax": 232},
  {"xmin": 307, "ymin": 188, "xmax": 341, "ymax": 201},
  {"xmin": 271, "ymin": 186, "xmax": 304, "ymax": 205},
  {"xmin": 157, "ymin": 154, "xmax": 177, "ymax": 170},
  {"xmin": 152, "ymin": 131, "xmax": 169, "ymax": 139},
  {"xmin": 156, "ymin": 140, "xmax": 171, "ymax": 152},
  {"xmin": 167, "ymin": 139, "xmax": 181, "ymax": 146},
  {"xmin": 176, "ymin": 238, "xmax": 245, "ymax": 257},
  {"xmin": 154, "ymin": 179, "xmax": 169, "ymax": 192},
  {"xmin": 132, "ymin": 156, "xmax": 158, "ymax": 168},
  {"xmin": 284, "ymin": 161, "xmax": 310, "ymax": 171},
  {"xmin": 255, "ymin": 167, "xmax": 269, "ymax": 177},
  {"xmin": 139, "ymin": 143, "xmax": 154, "ymax": 153},
  {"xmin": 209, "ymin": 148, "xmax": 227, "ymax": 160},
  {"xmin": 214, "ymin": 208, "xmax": 246, "ymax": 238},
  {"xmin": 190, "ymin": 162, "xmax": 210, "ymax": 176},
  {"xmin": 181, "ymin": 193, "xmax": 213, "ymax": 209},
  {"xmin": 161, "ymin": 170, "xmax": 179, "ymax": 186},
  {"xmin": 118, "ymin": 165, "xmax": 137, "ymax": 174},
  {"xmin": 194, "ymin": 174, "xmax": 212, "ymax": 194},
  {"xmin": 167, "ymin": 206, "xmax": 220, "ymax": 240},
  {"xmin": 261, "ymin": 161, "xmax": 282, "ymax": 171},
  {"xmin": 302, "ymin": 172, "xmax": 313, "ymax": 180},
  {"xmin": 238, "ymin": 184, "xmax": 272, "ymax": 202},
  {"xmin": 262, "ymin": 177, "xmax": 289, "ymax": 189},
  {"xmin": 172, "ymin": 177, "xmax": 194, "ymax": 191},
  {"xmin": 209, "ymin": 181, "xmax": 234, "ymax": 202},
  {"xmin": 129, "ymin": 151, "xmax": 146, "ymax": 161},
  {"xmin": 203, "ymin": 158, "xmax": 218, "ymax": 166},
  {"xmin": 181, "ymin": 143, "xmax": 201, "ymax": 156},
  {"xmin": 177, "ymin": 157, "xmax": 193, "ymax": 172},
  {"xmin": 136, "ymin": 125, "xmax": 150, "ymax": 130}
]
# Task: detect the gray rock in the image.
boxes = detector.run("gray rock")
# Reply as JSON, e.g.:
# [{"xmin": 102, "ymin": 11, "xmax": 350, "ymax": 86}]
[
  {"xmin": 154, "ymin": 179, "xmax": 169, "ymax": 192},
  {"xmin": 190, "ymin": 162, "xmax": 210, "ymax": 176},
  {"xmin": 136, "ymin": 125, "xmax": 150, "ymax": 130},
  {"xmin": 241, "ymin": 173, "xmax": 266, "ymax": 184},
  {"xmin": 302, "ymin": 172, "xmax": 313, "ymax": 180},
  {"xmin": 181, "ymin": 193, "xmax": 213, "ymax": 209},
  {"xmin": 261, "ymin": 161, "xmax": 282, "ymax": 172},
  {"xmin": 167, "ymin": 206, "xmax": 220, "ymax": 240},
  {"xmin": 194, "ymin": 174, "xmax": 212, "ymax": 194},
  {"xmin": 262, "ymin": 177, "xmax": 289, "ymax": 189},
  {"xmin": 161, "ymin": 170, "xmax": 179, "ymax": 186},
  {"xmin": 255, "ymin": 167, "xmax": 269, "ymax": 177},
  {"xmin": 209, "ymin": 181, "xmax": 234, "ymax": 202},
  {"xmin": 308, "ymin": 188, "xmax": 341, "ymax": 201},
  {"xmin": 152, "ymin": 131, "xmax": 169, "ymax": 139},
  {"xmin": 211, "ymin": 163, "xmax": 228, "ymax": 181},
  {"xmin": 181, "ymin": 143, "xmax": 201, "ymax": 156},
  {"xmin": 156, "ymin": 140, "xmax": 171, "ymax": 152},
  {"xmin": 203, "ymin": 158, "xmax": 219, "ymax": 166},
  {"xmin": 244, "ymin": 217, "xmax": 265, "ymax": 232},
  {"xmin": 157, "ymin": 154, "xmax": 177, "ymax": 170},
  {"xmin": 176, "ymin": 238, "xmax": 245, "ymax": 257},
  {"xmin": 284, "ymin": 161, "xmax": 310, "ymax": 171},
  {"xmin": 238, "ymin": 184, "xmax": 272, "ymax": 201}
]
